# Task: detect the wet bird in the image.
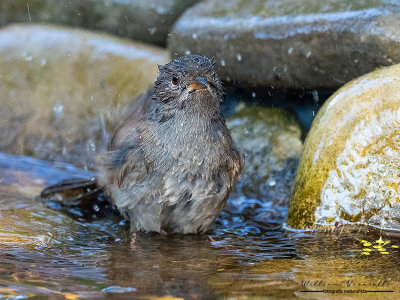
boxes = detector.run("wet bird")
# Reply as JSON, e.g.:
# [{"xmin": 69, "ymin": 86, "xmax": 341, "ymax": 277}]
[{"xmin": 41, "ymin": 55, "xmax": 243, "ymax": 234}]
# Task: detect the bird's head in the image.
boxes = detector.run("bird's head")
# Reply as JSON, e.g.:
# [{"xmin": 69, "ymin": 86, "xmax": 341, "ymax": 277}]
[{"xmin": 154, "ymin": 55, "xmax": 223, "ymax": 111}]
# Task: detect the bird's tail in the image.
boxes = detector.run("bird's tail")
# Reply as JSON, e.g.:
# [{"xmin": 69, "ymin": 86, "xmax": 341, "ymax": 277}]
[{"xmin": 40, "ymin": 178, "xmax": 118, "ymax": 221}]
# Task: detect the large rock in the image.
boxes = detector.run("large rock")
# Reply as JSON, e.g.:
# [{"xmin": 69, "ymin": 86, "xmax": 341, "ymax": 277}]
[
  {"xmin": 226, "ymin": 106, "xmax": 302, "ymax": 209},
  {"xmin": 169, "ymin": 0, "xmax": 400, "ymax": 88},
  {"xmin": 288, "ymin": 63, "xmax": 400, "ymax": 230},
  {"xmin": 0, "ymin": 24, "xmax": 169, "ymax": 168},
  {"xmin": 0, "ymin": 0, "xmax": 198, "ymax": 46}
]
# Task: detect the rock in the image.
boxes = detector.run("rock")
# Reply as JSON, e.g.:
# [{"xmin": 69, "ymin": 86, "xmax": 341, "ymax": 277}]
[
  {"xmin": 0, "ymin": 153, "xmax": 95, "ymax": 198},
  {"xmin": 226, "ymin": 105, "xmax": 302, "ymax": 209},
  {"xmin": 288, "ymin": 63, "xmax": 400, "ymax": 230},
  {"xmin": 169, "ymin": 0, "xmax": 400, "ymax": 88},
  {"xmin": 0, "ymin": 0, "xmax": 198, "ymax": 46},
  {"xmin": 0, "ymin": 24, "xmax": 169, "ymax": 168}
]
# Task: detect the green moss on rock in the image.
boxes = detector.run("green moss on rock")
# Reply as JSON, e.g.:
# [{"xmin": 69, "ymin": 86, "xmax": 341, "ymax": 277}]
[
  {"xmin": 226, "ymin": 106, "xmax": 302, "ymax": 204},
  {"xmin": 288, "ymin": 63, "xmax": 400, "ymax": 230}
]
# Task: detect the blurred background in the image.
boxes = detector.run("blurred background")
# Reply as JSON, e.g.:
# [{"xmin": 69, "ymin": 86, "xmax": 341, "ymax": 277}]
[{"xmin": 1, "ymin": 0, "xmax": 400, "ymax": 299}]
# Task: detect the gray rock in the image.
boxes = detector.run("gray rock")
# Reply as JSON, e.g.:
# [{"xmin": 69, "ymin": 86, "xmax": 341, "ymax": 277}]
[
  {"xmin": 0, "ymin": 24, "xmax": 169, "ymax": 168},
  {"xmin": 226, "ymin": 105, "xmax": 302, "ymax": 207},
  {"xmin": 0, "ymin": 0, "xmax": 198, "ymax": 46},
  {"xmin": 169, "ymin": 0, "xmax": 400, "ymax": 88}
]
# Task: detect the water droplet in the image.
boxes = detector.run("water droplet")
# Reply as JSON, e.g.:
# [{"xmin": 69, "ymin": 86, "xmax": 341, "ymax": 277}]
[
  {"xmin": 156, "ymin": 7, "xmax": 168, "ymax": 14},
  {"xmin": 268, "ymin": 179, "xmax": 276, "ymax": 187},
  {"xmin": 185, "ymin": 50, "xmax": 191, "ymax": 55},
  {"xmin": 306, "ymin": 50, "xmax": 312, "ymax": 58},
  {"xmin": 251, "ymin": 92, "xmax": 256, "ymax": 98},
  {"xmin": 225, "ymin": 76, "xmax": 231, "ymax": 82},
  {"xmin": 101, "ymin": 286, "xmax": 136, "ymax": 293},
  {"xmin": 192, "ymin": 33, "xmax": 198, "ymax": 39},
  {"xmin": 236, "ymin": 54, "xmax": 242, "ymax": 61},
  {"xmin": 288, "ymin": 47, "xmax": 293, "ymax": 54},
  {"xmin": 149, "ymin": 27, "xmax": 156, "ymax": 35},
  {"xmin": 312, "ymin": 90, "xmax": 319, "ymax": 103},
  {"xmin": 220, "ymin": 59, "xmax": 226, "ymax": 67},
  {"xmin": 53, "ymin": 103, "xmax": 64, "ymax": 114},
  {"xmin": 93, "ymin": 204, "xmax": 99, "ymax": 212},
  {"xmin": 88, "ymin": 141, "xmax": 96, "ymax": 152}
]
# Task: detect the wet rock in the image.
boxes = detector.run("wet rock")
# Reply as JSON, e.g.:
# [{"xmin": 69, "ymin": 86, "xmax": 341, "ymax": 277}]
[
  {"xmin": 226, "ymin": 105, "xmax": 302, "ymax": 209},
  {"xmin": 0, "ymin": 0, "xmax": 198, "ymax": 46},
  {"xmin": 288, "ymin": 63, "xmax": 400, "ymax": 230},
  {"xmin": 0, "ymin": 153, "xmax": 95, "ymax": 198},
  {"xmin": 0, "ymin": 24, "xmax": 169, "ymax": 167},
  {"xmin": 169, "ymin": 0, "xmax": 400, "ymax": 88}
]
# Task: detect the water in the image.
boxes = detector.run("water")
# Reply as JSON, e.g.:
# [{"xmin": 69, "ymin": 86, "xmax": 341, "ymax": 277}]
[{"xmin": 1, "ymin": 153, "xmax": 400, "ymax": 299}]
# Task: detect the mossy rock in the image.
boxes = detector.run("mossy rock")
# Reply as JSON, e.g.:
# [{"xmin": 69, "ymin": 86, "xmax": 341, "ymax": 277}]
[
  {"xmin": 0, "ymin": 24, "xmax": 169, "ymax": 168},
  {"xmin": 288, "ymin": 63, "xmax": 400, "ymax": 230},
  {"xmin": 226, "ymin": 106, "xmax": 302, "ymax": 206}
]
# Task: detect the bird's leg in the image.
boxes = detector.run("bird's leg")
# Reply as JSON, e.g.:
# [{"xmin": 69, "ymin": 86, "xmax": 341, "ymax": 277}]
[
  {"xmin": 208, "ymin": 235, "xmax": 229, "ymax": 249},
  {"xmin": 130, "ymin": 232, "xmax": 138, "ymax": 251}
]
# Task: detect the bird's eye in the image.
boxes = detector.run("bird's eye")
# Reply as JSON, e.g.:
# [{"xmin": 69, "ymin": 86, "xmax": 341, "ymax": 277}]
[{"xmin": 172, "ymin": 75, "xmax": 179, "ymax": 85}]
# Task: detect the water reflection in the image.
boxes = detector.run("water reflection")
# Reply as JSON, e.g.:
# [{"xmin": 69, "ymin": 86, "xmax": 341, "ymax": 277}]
[{"xmin": 0, "ymin": 153, "xmax": 400, "ymax": 298}]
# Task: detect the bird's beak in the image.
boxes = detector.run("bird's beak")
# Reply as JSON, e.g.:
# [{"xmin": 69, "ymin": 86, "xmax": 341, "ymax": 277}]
[{"xmin": 187, "ymin": 77, "xmax": 208, "ymax": 92}]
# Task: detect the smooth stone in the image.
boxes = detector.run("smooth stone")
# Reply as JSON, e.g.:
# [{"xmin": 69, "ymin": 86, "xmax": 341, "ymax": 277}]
[
  {"xmin": 0, "ymin": 153, "xmax": 95, "ymax": 198},
  {"xmin": 288, "ymin": 63, "xmax": 400, "ymax": 230},
  {"xmin": 169, "ymin": 0, "xmax": 400, "ymax": 88},
  {"xmin": 0, "ymin": 24, "xmax": 169, "ymax": 168},
  {"xmin": 226, "ymin": 105, "xmax": 302, "ymax": 209},
  {"xmin": 0, "ymin": 0, "xmax": 198, "ymax": 46}
]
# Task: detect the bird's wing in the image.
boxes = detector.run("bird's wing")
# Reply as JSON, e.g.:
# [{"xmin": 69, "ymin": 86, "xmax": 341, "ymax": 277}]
[
  {"xmin": 101, "ymin": 128, "xmax": 147, "ymax": 188},
  {"xmin": 232, "ymin": 150, "xmax": 244, "ymax": 187},
  {"xmin": 109, "ymin": 87, "xmax": 154, "ymax": 151},
  {"xmin": 102, "ymin": 88, "xmax": 154, "ymax": 187}
]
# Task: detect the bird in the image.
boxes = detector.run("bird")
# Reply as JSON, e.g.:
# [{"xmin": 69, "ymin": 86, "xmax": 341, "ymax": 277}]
[{"xmin": 41, "ymin": 55, "xmax": 243, "ymax": 234}]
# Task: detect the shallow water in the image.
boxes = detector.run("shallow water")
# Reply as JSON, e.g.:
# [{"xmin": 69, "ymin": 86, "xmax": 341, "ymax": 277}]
[{"xmin": 0, "ymin": 152, "xmax": 400, "ymax": 299}]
